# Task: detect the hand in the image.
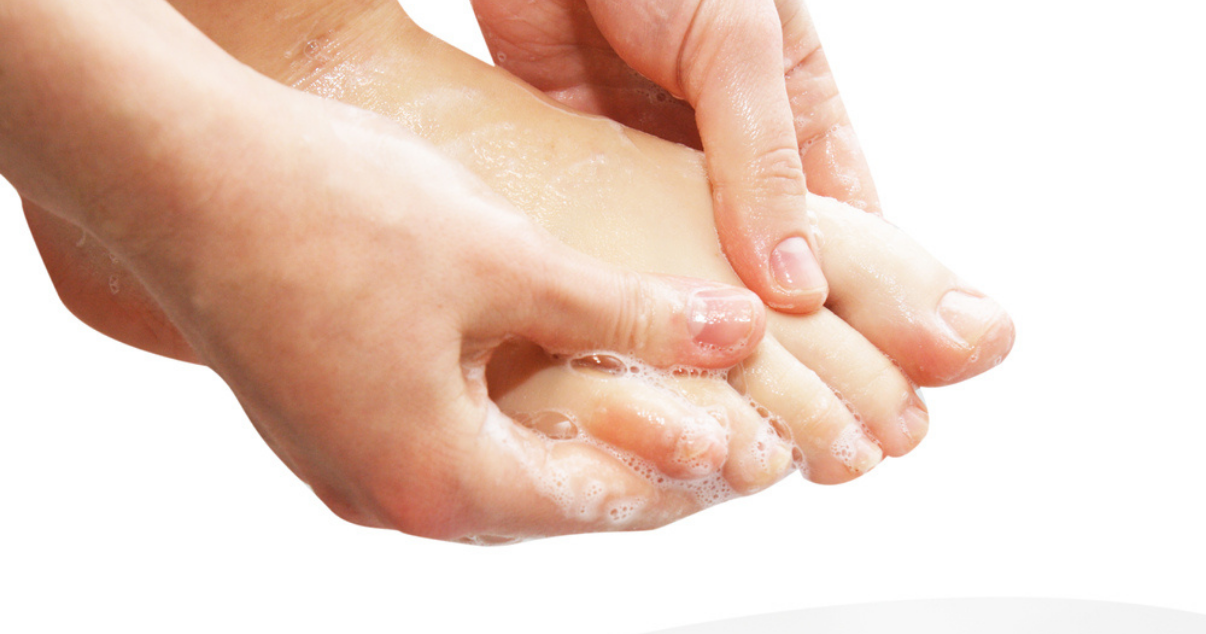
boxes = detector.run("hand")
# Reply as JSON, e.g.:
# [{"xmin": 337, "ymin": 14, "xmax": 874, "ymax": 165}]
[
  {"xmin": 0, "ymin": 0, "xmax": 766, "ymax": 540},
  {"xmin": 156, "ymin": 100, "xmax": 768, "ymax": 539},
  {"xmin": 473, "ymin": 0, "xmax": 878, "ymax": 312}
]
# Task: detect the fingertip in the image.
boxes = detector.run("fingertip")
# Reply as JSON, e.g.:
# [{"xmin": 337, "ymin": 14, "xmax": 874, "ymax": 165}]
[
  {"xmin": 799, "ymin": 124, "xmax": 883, "ymax": 217},
  {"xmin": 680, "ymin": 283, "xmax": 767, "ymax": 367},
  {"xmin": 717, "ymin": 231, "xmax": 829, "ymax": 315},
  {"xmin": 735, "ymin": 235, "xmax": 826, "ymax": 314}
]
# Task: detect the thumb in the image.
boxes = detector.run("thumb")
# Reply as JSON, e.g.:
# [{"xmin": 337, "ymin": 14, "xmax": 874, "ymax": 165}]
[
  {"xmin": 587, "ymin": 0, "xmax": 828, "ymax": 313},
  {"xmin": 483, "ymin": 233, "xmax": 766, "ymax": 369}
]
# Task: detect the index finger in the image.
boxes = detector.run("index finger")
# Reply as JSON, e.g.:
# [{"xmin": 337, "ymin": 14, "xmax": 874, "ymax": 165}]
[
  {"xmin": 585, "ymin": 0, "xmax": 830, "ymax": 314},
  {"xmin": 679, "ymin": 0, "xmax": 831, "ymax": 313}
]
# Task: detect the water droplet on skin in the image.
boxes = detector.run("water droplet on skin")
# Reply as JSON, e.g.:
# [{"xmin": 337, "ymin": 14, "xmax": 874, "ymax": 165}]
[
  {"xmin": 570, "ymin": 353, "xmax": 628, "ymax": 376},
  {"xmin": 108, "ymin": 275, "xmax": 120, "ymax": 295},
  {"xmin": 513, "ymin": 410, "xmax": 579, "ymax": 440}
]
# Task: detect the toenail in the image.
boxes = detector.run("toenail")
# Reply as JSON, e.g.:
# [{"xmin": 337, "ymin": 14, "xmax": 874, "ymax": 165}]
[
  {"xmin": 851, "ymin": 434, "xmax": 883, "ymax": 473},
  {"xmin": 688, "ymin": 288, "xmax": 758, "ymax": 349},
  {"xmin": 900, "ymin": 393, "xmax": 929, "ymax": 444},
  {"xmin": 938, "ymin": 289, "xmax": 1009, "ymax": 348},
  {"xmin": 673, "ymin": 418, "xmax": 727, "ymax": 477},
  {"xmin": 769, "ymin": 237, "xmax": 827, "ymax": 297},
  {"xmin": 762, "ymin": 440, "xmax": 795, "ymax": 485},
  {"xmin": 832, "ymin": 425, "xmax": 883, "ymax": 474}
]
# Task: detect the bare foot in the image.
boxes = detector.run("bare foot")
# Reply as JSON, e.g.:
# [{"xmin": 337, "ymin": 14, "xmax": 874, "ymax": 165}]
[{"xmin": 22, "ymin": 0, "xmax": 1013, "ymax": 529}]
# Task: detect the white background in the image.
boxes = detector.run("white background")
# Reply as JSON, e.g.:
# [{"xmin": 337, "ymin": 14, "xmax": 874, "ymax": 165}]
[{"xmin": 2, "ymin": 0, "xmax": 1203, "ymax": 631}]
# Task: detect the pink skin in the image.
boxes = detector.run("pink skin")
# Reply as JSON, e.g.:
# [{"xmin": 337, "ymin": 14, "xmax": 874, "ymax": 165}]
[
  {"xmin": 10, "ymin": 0, "xmax": 1014, "ymax": 540},
  {"xmin": 472, "ymin": 0, "xmax": 882, "ymax": 312},
  {"xmin": 0, "ymin": 0, "xmax": 768, "ymax": 540}
]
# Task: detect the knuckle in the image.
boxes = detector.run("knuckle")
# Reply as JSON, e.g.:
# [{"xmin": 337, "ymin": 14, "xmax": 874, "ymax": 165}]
[
  {"xmin": 752, "ymin": 146, "xmax": 809, "ymax": 197},
  {"xmin": 608, "ymin": 271, "xmax": 661, "ymax": 356},
  {"xmin": 712, "ymin": 145, "xmax": 807, "ymax": 204}
]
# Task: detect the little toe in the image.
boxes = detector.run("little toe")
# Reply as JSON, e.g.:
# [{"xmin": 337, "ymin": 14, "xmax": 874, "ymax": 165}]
[{"xmin": 809, "ymin": 194, "xmax": 1015, "ymax": 386}]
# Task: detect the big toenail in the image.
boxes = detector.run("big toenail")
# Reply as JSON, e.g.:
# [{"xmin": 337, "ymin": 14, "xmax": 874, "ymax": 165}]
[
  {"xmin": 769, "ymin": 237, "xmax": 826, "ymax": 297},
  {"xmin": 688, "ymin": 288, "xmax": 758, "ymax": 348},
  {"xmin": 938, "ymin": 289, "xmax": 1009, "ymax": 348}
]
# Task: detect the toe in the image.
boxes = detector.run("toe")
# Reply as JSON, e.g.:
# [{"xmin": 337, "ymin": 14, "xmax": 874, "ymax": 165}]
[
  {"xmin": 731, "ymin": 340, "xmax": 884, "ymax": 484},
  {"xmin": 450, "ymin": 408, "xmax": 702, "ymax": 539},
  {"xmin": 488, "ymin": 342, "xmax": 728, "ymax": 481},
  {"xmin": 809, "ymin": 194, "xmax": 1015, "ymax": 386},
  {"xmin": 671, "ymin": 375, "xmax": 795, "ymax": 495},
  {"xmin": 769, "ymin": 309, "xmax": 928, "ymax": 457}
]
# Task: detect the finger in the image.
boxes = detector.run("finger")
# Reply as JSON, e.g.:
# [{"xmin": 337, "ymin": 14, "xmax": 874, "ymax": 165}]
[
  {"xmin": 810, "ymin": 195, "xmax": 1015, "ymax": 386},
  {"xmin": 486, "ymin": 231, "xmax": 766, "ymax": 369},
  {"xmin": 731, "ymin": 338, "xmax": 883, "ymax": 484},
  {"xmin": 769, "ymin": 308, "xmax": 928, "ymax": 457},
  {"xmin": 585, "ymin": 0, "xmax": 828, "ymax": 313},
  {"xmin": 471, "ymin": 0, "xmax": 703, "ymax": 147},
  {"xmin": 776, "ymin": 0, "xmax": 882, "ymax": 213},
  {"xmin": 487, "ymin": 341, "xmax": 729, "ymax": 481},
  {"xmin": 682, "ymin": 0, "xmax": 829, "ymax": 313}
]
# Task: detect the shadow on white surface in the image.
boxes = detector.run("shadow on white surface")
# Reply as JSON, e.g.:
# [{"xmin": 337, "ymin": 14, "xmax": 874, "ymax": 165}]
[{"xmin": 648, "ymin": 599, "xmax": 1206, "ymax": 634}]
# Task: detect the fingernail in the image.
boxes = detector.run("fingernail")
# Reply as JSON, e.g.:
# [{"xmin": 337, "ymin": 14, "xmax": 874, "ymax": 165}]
[
  {"xmin": 900, "ymin": 392, "xmax": 929, "ymax": 444},
  {"xmin": 770, "ymin": 237, "xmax": 826, "ymax": 296},
  {"xmin": 688, "ymin": 288, "xmax": 757, "ymax": 348},
  {"xmin": 938, "ymin": 289, "xmax": 1009, "ymax": 348}
]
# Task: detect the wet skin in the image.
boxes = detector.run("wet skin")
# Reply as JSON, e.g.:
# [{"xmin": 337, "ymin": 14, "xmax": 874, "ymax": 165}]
[{"xmin": 22, "ymin": 0, "xmax": 1013, "ymax": 536}]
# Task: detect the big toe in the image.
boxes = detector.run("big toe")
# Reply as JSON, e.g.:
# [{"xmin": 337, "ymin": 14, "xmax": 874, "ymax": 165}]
[{"xmin": 810, "ymin": 195, "xmax": 1015, "ymax": 386}]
